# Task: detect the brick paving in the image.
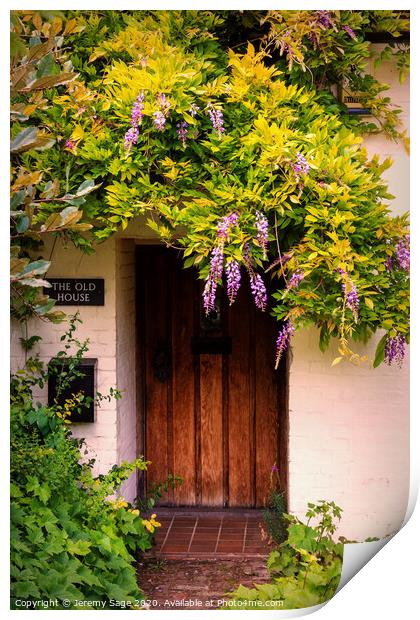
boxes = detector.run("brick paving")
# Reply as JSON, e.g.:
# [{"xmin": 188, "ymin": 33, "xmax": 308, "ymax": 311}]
[{"xmin": 148, "ymin": 509, "xmax": 272, "ymax": 559}]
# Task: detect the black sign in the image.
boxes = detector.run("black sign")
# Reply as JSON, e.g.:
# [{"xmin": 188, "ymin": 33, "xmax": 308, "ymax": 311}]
[
  {"xmin": 48, "ymin": 358, "xmax": 97, "ymax": 423},
  {"xmin": 45, "ymin": 278, "xmax": 104, "ymax": 306}
]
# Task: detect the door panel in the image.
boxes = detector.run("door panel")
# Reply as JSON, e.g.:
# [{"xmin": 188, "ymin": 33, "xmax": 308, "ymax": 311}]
[{"xmin": 137, "ymin": 246, "xmax": 287, "ymax": 507}]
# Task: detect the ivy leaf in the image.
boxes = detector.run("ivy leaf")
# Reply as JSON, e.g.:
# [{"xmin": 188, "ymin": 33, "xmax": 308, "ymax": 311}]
[{"xmin": 373, "ymin": 333, "xmax": 388, "ymax": 368}]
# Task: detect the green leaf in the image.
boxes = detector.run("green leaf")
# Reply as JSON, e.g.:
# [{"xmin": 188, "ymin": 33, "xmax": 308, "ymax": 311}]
[
  {"xmin": 16, "ymin": 215, "xmax": 30, "ymax": 233},
  {"xmin": 373, "ymin": 333, "xmax": 388, "ymax": 368},
  {"xmin": 11, "ymin": 127, "xmax": 37, "ymax": 153},
  {"xmin": 20, "ymin": 72, "xmax": 78, "ymax": 92}
]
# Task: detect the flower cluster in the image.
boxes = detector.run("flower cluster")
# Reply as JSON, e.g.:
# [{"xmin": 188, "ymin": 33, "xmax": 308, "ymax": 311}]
[
  {"xmin": 124, "ymin": 92, "xmax": 145, "ymax": 149},
  {"xmin": 275, "ymin": 320, "xmax": 295, "ymax": 369},
  {"xmin": 396, "ymin": 235, "xmax": 410, "ymax": 271},
  {"xmin": 226, "ymin": 260, "xmax": 241, "ymax": 305},
  {"xmin": 293, "ymin": 152, "xmax": 310, "ymax": 180},
  {"xmin": 202, "ymin": 213, "xmax": 239, "ymax": 314},
  {"xmin": 384, "ymin": 333, "xmax": 406, "ymax": 367},
  {"xmin": 342, "ymin": 25, "xmax": 357, "ymax": 39},
  {"xmin": 250, "ymin": 272, "xmax": 267, "ymax": 311},
  {"xmin": 255, "ymin": 211, "xmax": 269, "ymax": 258},
  {"xmin": 384, "ymin": 256, "xmax": 393, "ymax": 271},
  {"xmin": 176, "ymin": 121, "xmax": 189, "ymax": 147},
  {"xmin": 189, "ymin": 103, "xmax": 200, "ymax": 117},
  {"xmin": 206, "ymin": 103, "xmax": 225, "ymax": 137},
  {"xmin": 338, "ymin": 268, "xmax": 359, "ymax": 318},
  {"xmin": 203, "ymin": 245, "xmax": 224, "ymax": 315},
  {"xmin": 316, "ymin": 10, "xmax": 333, "ymax": 28},
  {"xmin": 141, "ymin": 513, "xmax": 161, "ymax": 534},
  {"xmin": 217, "ymin": 212, "xmax": 238, "ymax": 241},
  {"xmin": 287, "ymin": 269, "xmax": 304, "ymax": 289},
  {"xmin": 65, "ymin": 139, "xmax": 76, "ymax": 152},
  {"xmin": 243, "ymin": 242, "xmax": 267, "ymax": 312},
  {"xmin": 153, "ymin": 93, "xmax": 171, "ymax": 131}
]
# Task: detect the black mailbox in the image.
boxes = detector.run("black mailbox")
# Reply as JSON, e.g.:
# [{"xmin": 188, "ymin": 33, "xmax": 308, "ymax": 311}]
[{"xmin": 48, "ymin": 358, "xmax": 97, "ymax": 423}]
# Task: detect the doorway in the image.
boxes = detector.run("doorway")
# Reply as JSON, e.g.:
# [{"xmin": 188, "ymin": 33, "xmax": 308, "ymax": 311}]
[{"xmin": 136, "ymin": 246, "xmax": 288, "ymax": 507}]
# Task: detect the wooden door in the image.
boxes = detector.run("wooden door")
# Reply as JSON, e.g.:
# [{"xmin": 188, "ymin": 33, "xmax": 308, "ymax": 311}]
[{"xmin": 137, "ymin": 246, "xmax": 287, "ymax": 507}]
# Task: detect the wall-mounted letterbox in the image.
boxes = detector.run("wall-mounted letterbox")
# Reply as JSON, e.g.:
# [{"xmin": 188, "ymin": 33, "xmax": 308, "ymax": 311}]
[{"xmin": 48, "ymin": 358, "xmax": 97, "ymax": 423}]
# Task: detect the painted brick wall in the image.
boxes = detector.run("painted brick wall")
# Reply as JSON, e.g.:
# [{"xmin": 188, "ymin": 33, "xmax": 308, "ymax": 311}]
[
  {"xmin": 116, "ymin": 239, "xmax": 138, "ymax": 501},
  {"xmin": 288, "ymin": 47, "xmax": 409, "ymax": 540},
  {"xmin": 11, "ymin": 238, "xmax": 120, "ymax": 477}
]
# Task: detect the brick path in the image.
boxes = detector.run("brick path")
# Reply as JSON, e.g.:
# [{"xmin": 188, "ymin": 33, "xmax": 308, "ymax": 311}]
[{"xmin": 137, "ymin": 510, "xmax": 273, "ymax": 610}]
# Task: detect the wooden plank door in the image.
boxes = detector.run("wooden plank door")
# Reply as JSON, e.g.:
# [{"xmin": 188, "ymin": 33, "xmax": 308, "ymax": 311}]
[{"xmin": 137, "ymin": 246, "xmax": 287, "ymax": 507}]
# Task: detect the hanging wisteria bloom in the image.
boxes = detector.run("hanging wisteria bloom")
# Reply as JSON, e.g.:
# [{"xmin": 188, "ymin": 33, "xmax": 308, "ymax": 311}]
[
  {"xmin": 217, "ymin": 212, "xmax": 238, "ymax": 241},
  {"xmin": 225, "ymin": 260, "xmax": 241, "ymax": 305},
  {"xmin": 176, "ymin": 121, "xmax": 189, "ymax": 147},
  {"xmin": 65, "ymin": 139, "xmax": 76, "ymax": 152},
  {"xmin": 316, "ymin": 10, "xmax": 333, "ymax": 28},
  {"xmin": 384, "ymin": 256, "xmax": 393, "ymax": 271},
  {"xmin": 153, "ymin": 110, "xmax": 166, "ymax": 131},
  {"xmin": 384, "ymin": 333, "xmax": 406, "ymax": 367},
  {"xmin": 396, "ymin": 235, "xmax": 410, "ymax": 271},
  {"xmin": 337, "ymin": 268, "xmax": 359, "ymax": 318},
  {"xmin": 189, "ymin": 103, "xmax": 200, "ymax": 117},
  {"xmin": 130, "ymin": 92, "xmax": 145, "ymax": 126},
  {"xmin": 287, "ymin": 269, "xmax": 304, "ymax": 290},
  {"xmin": 293, "ymin": 152, "xmax": 310, "ymax": 180},
  {"xmin": 203, "ymin": 245, "xmax": 224, "ymax": 315},
  {"xmin": 249, "ymin": 272, "xmax": 267, "ymax": 311},
  {"xmin": 275, "ymin": 320, "xmax": 295, "ymax": 369},
  {"xmin": 156, "ymin": 93, "xmax": 171, "ymax": 115},
  {"xmin": 124, "ymin": 92, "xmax": 145, "ymax": 149},
  {"xmin": 206, "ymin": 103, "xmax": 225, "ymax": 137},
  {"xmin": 124, "ymin": 126, "xmax": 139, "ymax": 149},
  {"xmin": 342, "ymin": 25, "xmax": 357, "ymax": 39},
  {"xmin": 255, "ymin": 211, "xmax": 269, "ymax": 259}
]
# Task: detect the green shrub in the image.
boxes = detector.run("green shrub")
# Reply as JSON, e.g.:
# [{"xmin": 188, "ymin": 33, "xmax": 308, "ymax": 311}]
[
  {"xmin": 228, "ymin": 500, "xmax": 344, "ymax": 610},
  {"xmin": 10, "ymin": 320, "xmax": 154, "ymax": 609}
]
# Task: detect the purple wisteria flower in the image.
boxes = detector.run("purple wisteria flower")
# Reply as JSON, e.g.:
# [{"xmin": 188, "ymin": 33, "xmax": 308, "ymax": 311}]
[
  {"xmin": 153, "ymin": 110, "xmax": 166, "ymax": 131},
  {"xmin": 217, "ymin": 212, "xmax": 239, "ymax": 241},
  {"xmin": 275, "ymin": 320, "xmax": 295, "ymax": 369},
  {"xmin": 130, "ymin": 92, "xmax": 145, "ymax": 126},
  {"xmin": 124, "ymin": 126, "xmax": 139, "ymax": 149},
  {"xmin": 255, "ymin": 211, "xmax": 269, "ymax": 258},
  {"xmin": 189, "ymin": 103, "xmax": 200, "ymax": 117},
  {"xmin": 396, "ymin": 235, "xmax": 410, "ymax": 271},
  {"xmin": 226, "ymin": 260, "xmax": 241, "ymax": 305},
  {"xmin": 287, "ymin": 269, "xmax": 304, "ymax": 290},
  {"xmin": 124, "ymin": 92, "xmax": 145, "ymax": 149},
  {"xmin": 342, "ymin": 25, "xmax": 357, "ymax": 39},
  {"xmin": 206, "ymin": 103, "xmax": 225, "ymax": 137},
  {"xmin": 203, "ymin": 245, "xmax": 224, "ymax": 315},
  {"xmin": 65, "ymin": 139, "xmax": 76, "ymax": 152},
  {"xmin": 316, "ymin": 10, "xmax": 333, "ymax": 28},
  {"xmin": 308, "ymin": 32, "xmax": 319, "ymax": 47},
  {"xmin": 384, "ymin": 333, "xmax": 406, "ymax": 367},
  {"xmin": 337, "ymin": 268, "xmax": 359, "ymax": 317},
  {"xmin": 293, "ymin": 152, "xmax": 310, "ymax": 180},
  {"xmin": 156, "ymin": 93, "xmax": 171, "ymax": 115},
  {"xmin": 152, "ymin": 93, "xmax": 171, "ymax": 131},
  {"xmin": 249, "ymin": 272, "xmax": 267, "ymax": 311},
  {"xmin": 176, "ymin": 121, "xmax": 189, "ymax": 147},
  {"xmin": 384, "ymin": 256, "xmax": 394, "ymax": 271}
]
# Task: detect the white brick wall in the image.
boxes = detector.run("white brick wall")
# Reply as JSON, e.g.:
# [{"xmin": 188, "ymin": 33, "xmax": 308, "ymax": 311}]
[
  {"xmin": 11, "ymin": 238, "xmax": 120, "ymax": 479},
  {"xmin": 116, "ymin": 239, "xmax": 138, "ymax": 501},
  {"xmin": 287, "ymin": 46, "xmax": 410, "ymax": 540}
]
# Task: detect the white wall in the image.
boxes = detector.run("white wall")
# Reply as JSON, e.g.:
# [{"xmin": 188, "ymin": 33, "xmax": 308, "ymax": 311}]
[{"xmin": 288, "ymin": 45, "xmax": 410, "ymax": 540}]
